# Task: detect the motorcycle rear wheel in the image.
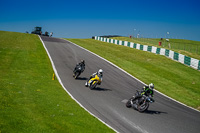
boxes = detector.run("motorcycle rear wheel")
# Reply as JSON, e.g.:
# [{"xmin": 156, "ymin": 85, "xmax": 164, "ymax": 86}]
[{"xmin": 138, "ymin": 102, "xmax": 149, "ymax": 112}]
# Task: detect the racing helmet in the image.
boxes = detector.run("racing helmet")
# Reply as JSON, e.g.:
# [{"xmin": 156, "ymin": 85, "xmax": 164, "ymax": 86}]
[
  {"xmin": 98, "ymin": 69, "xmax": 103, "ymax": 75},
  {"xmin": 81, "ymin": 60, "xmax": 85, "ymax": 64},
  {"xmin": 149, "ymin": 83, "xmax": 154, "ymax": 90}
]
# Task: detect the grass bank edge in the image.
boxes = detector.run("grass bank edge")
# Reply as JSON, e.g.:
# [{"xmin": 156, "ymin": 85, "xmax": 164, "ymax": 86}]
[{"xmin": 0, "ymin": 31, "xmax": 115, "ymax": 133}]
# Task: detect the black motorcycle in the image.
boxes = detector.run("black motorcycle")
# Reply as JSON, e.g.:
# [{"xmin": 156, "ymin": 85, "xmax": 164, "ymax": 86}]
[
  {"xmin": 126, "ymin": 90, "xmax": 154, "ymax": 112},
  {"xmin": 73, "ymin": 65, "xmax": 82, "ymax": 79}
]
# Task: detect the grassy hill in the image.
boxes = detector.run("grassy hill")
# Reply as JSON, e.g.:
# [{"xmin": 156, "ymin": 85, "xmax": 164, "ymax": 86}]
[
  {"xmin": 67, "ymin": 38, "xmax": 200, "ymax": 111},
  {"xmin": 0, "ymin": 31, "xmax": 114, "ymax": 133}
]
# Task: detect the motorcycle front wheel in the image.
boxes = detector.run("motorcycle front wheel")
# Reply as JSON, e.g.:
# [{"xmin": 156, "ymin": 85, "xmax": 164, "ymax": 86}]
[
  {"xmin": 126, "ymin": 99, "xmax": 132, "ymax": 108},
  {"xmin": 74, "ymin": 71, "xmax": 80, "ymax": 79},
  {"xmin": 89, "ymin": 81, "xmax": 97, "ymax": 90}
]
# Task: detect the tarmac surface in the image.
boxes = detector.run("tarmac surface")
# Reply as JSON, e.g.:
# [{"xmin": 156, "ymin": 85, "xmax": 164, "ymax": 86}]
[{"xmin": 40, "ymin": 36, "xmax": 200, "ymax": 133}]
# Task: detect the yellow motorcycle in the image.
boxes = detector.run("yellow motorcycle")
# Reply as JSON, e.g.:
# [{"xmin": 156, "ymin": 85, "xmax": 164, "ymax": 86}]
[{"xmin": 86, "ymin": 75, "xmax": 102, "ymax": 90}]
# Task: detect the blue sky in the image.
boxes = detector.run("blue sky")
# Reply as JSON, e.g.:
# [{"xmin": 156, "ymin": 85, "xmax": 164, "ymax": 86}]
[{"xmin": 0, "ymin": 0, "xmax": 200, "ymax": 41}]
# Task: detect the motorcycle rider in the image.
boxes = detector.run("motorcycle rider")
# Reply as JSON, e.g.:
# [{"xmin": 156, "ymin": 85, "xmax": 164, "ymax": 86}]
[
  {"xmin": 85, "ymin": 69, "xmax": 103, "ymax": 87},
  {"xmin": 73, "ymin": 60, "xmax": 85, "ymax": 77},
  {"xmin": 134, "ymin": 83, "xmax": 155, "ymax": 102},
  {"xmin": 141, "ymin": 83, "xmax": 154, "ymax": 97}
]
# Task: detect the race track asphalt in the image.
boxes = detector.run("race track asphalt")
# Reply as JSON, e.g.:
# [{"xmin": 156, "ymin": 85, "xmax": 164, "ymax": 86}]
[{"xmin": 40, "ymin": 36, "xmax": 200, "ymax": 133}]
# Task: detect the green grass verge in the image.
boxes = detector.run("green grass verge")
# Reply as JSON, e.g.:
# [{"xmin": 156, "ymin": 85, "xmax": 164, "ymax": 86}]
[
  {"xmin": 66, "ymin": 38, "xmax": 200, "ymax": 110},
  {"xmin": 0, "ymin": 31, "xmax": 114, "ymax": 133},
  {"xmin": 111, "ymin": 37, "xmax": 200, "ymax": 60}
]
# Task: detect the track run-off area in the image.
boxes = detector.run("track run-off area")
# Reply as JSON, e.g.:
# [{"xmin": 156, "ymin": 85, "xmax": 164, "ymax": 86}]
[{"xmin": 40, "ymin": 36, "xmax": 200, "ymax": 133}]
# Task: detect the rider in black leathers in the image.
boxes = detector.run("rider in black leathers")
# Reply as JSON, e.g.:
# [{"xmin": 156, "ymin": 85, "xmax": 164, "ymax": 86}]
[
  {"xmin": 134, "ymin": 83, "xmax": 155, "ymax": 103},
  {"xmin": 73, "ymin": 60, "xmax": 85, "ymax": 77}
]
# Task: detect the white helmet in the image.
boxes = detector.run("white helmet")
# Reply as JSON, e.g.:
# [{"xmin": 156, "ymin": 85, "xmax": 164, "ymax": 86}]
[
  {"xmin": 98, "ymin": 69, "xmax": 103, "ymax": 75},
  {"xmin": 149, "ymin": 83, "xmax": 154, "ymax": 90}
]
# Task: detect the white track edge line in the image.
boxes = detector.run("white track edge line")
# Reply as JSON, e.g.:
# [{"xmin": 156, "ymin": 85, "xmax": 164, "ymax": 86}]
[
  {"xmin": 64, "ymin": 38, "xmax": 200, "ymax": 113},
  {"xmin": 38, "ymin": 36, "xmax": 119, "ymax": 133}
]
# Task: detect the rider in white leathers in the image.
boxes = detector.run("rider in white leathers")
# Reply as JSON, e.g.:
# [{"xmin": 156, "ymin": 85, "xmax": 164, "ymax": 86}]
[{"xmin": 85, "ymin": 69, "xmax": 103, "ymax": 87}]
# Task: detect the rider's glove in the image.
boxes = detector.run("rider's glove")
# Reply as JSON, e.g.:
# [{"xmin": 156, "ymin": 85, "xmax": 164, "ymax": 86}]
[{"xmin": 151, "ymin": 98, "xmax": 155, "ymax": 103}]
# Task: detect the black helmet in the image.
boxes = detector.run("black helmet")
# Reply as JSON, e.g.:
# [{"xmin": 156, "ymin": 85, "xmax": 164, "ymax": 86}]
[{"xmin": 81, "ymin": 60, "xmax": 85, "ymax": 64}]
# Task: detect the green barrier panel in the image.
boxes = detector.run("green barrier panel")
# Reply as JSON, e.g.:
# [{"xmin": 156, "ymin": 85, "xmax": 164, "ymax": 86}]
[
  {"xmin": 134, "ymin": 43, "xmax": 137, "ymax": 48},
  {"xmin": 117, "ymin": 40, "xmax": 119, "ymax": 45},
  {"xmin": 113, "ymin": 39, "xmax": 115, "ymax": 44},
  {"xmin": 174, "ymin": 52, "xmax": 179, "ymax": 61},
  {"xmin": 165, "ymin": 49, "xmax": 169, "ymax": 57},
  {"xmin": 122, "ymin": 41, "xmax": 124, "ymax": 46},
  {"xmin": 198, "ymin": 61, "xmax": 200, "ymax": 70},
  {"xmin": 184, "ymin": 56, "xmax": 191, "ymax": 66},
  {"xmin": 140, "ymin": 45, "xmax": 143, "ymax": 50},
  {"xmin": 127, "ymin": 42, "xmax": 130, "ymax": 47},
  {"xmin": 156, "ymin": 48, "xmax": 160, "ymax": 54},
  {"xmin": 147, "ymin": 46, "xmax": 152, "ymax": 52},
  {"xmin": 109, "ymin": 39, "xmax": 111, "ymax": 43}
]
